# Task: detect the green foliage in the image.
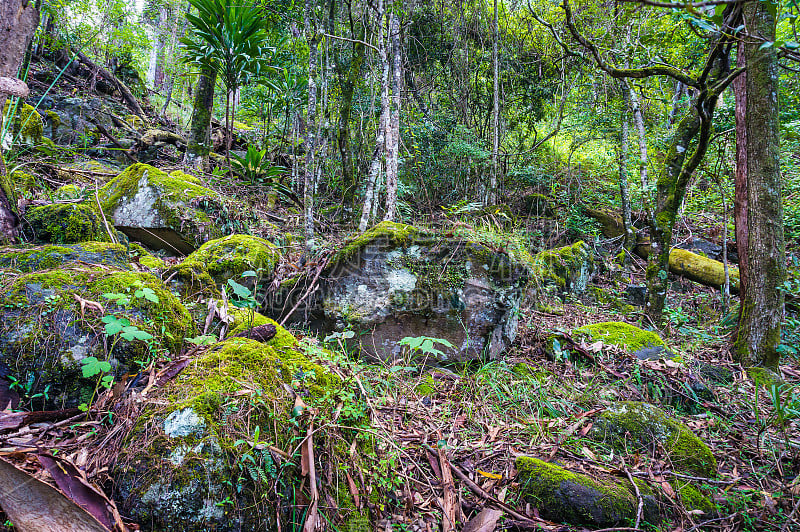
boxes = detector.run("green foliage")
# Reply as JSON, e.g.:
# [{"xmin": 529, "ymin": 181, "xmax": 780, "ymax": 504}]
[{"xmin": 231, "ymin": 145, "xmax": 286, "ymax": 185}]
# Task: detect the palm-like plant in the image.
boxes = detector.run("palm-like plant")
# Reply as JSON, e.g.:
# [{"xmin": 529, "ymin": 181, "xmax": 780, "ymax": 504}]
[{"xmin": 181, "ymin": 0, "xmax": 272, "ymax": 164}]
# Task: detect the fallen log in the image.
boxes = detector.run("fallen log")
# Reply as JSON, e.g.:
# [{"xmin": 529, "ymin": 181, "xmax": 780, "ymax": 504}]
[
  {"xmin": 585, "ymin": 206, "xmax": 739, "ymax": 292},
  {"xmin": 75, "ymin": 50, "xmax": 146, "ymax": 118}
]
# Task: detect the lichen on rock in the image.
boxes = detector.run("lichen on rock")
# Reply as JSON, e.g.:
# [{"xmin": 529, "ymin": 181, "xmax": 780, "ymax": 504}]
[
  {"xmin": 113, "ymin": 335, "xmax": 350, "ymax": 531},
  {"xmin": 592, "ymin": 401, "xmax": 717, "ymax": 477},
  {"xmin": 531, "ymin": 240, "xmax": 596, "ymax": 296},
  {"xmin": 99, "ymin": 163, "xmax": 225, "ymax": 254},
  {"xmin": 0, "ymin": 242, "xmax": 131, "ymax": 272}
]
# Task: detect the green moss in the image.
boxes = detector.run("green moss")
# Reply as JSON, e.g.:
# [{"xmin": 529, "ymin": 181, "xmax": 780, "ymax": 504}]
[
  {"xmin": 671, "ymin": 480, "xmax": 715, "ymax": 514},
  {"xmin": 333, "ymin": 221, "xmax": 420, "ymax": 264},
  {"xmin": 515, "ymin": 456, "xmax": 639, "ymax": 526},
  {"xmin": 52, "ymin": 184, "xmax": 86, "ymax": 201},
  {"xmin": 26, "ymin": 203, "xmax": 112, "ymax": 244},
  {"xmin": 163, "ymin": 260, "xmax": 219, "ymax": 298},
  {"xmin": 10, "ymin": 170, "xmax": 38, "ymax": 196},
  {"xmin": 0, "ymin": 242, "xmax": 130, "ymax": 272},
  {"xmin": 746, "ymin": 366, "xmax": 783, "ymax": 387},
  {"xmin": 594, "ymin": 402, "xmax": 717, "ymax": 477},
  {"xmin": 127, "ymin": 243, "xmax": 166, "ymax": 269},
  {"xmin": 228, "ymin": 309, "xmax": 297, "ymax": 349},
  {"xmin": 125, "ymin": 114, "xmax": 145, "ymax": 130},
  {"xmin": 531, "ymin": 241, "xmax": 593, "ymax": 293},
  {"xmin": 186, "ymin": 234, "xmax": 280, "ymax": 281},
  {"xmin": 173, "ymin": 337, "xmax": 338, "ymax": 416},
  {"xmin": 574, "ymin": 321, "xmax": 666, "ymax": 352},
  {"xmin": 15, "ymin": 104, "xmax": 44, "ymax": 144},
  {"xmin": 99, "ymin": 163, "xmax": 224, "ymax": 248},
  {"xmin": 169, "ymin": 170, "xmax": 203, "ymax": 186}
]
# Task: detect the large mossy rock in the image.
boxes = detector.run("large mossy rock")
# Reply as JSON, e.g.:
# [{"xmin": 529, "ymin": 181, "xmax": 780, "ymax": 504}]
[
  {"xmin": 99, "ymin": 163, "xmax": 224, "ymax": 254},
  {"xmin": 0, "ymin": 242, "xmax": 132, "ymax": 271},
  {"xmin": 113, "ymin": 335, "xmax": 350, "ymax": 531},
  {"xmin": 515, "ymin": 456, "xmax": 659, "ymax": 527},
  {"xmin": 531, "ymin": 241, "xmax": 596, "ymax": 296},
  {"xmin": 25, "ymin": 203, "xmax": 114, "ymax": 244},
  {"xmin": 0, "ymin": 266, "xmax": 194, "ymax": 408},
  {"xmin": 182, "ymin": 234, "xmax": 280, "ymax": 286},
  {"xmin": 592, "ymin": 402, "xmax": 717, "ymax": 477},
  {"xmin": 316, "ymin": 221, "xmax": 530, "ymax": 363}
]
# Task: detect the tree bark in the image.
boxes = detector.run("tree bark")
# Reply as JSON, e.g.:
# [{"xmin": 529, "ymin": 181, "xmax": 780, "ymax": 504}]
[
  {"xmin": 337, "ymin": 21, "xmax": 366, "ymax": 204},
  {"xmin": 629, "ymin": 84, "xmax": 650, "ymax": 218},
  {"xmin": 488, "ymin": 0, "xmax": 499, "ymax": 205},
  {"xmin": 304, "ymin": 0, "xmax": 320, "ymax": 248},
  {"xmin": 0, "ymin": 0, "xmax": 39, "ymax": 242},
  {"xmin": 183, "ymin": 65, "xmax": 217, "ymax": 171},
  {"xmin": 358, "ymin": 0, "xmax": 389, "ymax": 232},
  {"xmin": 619, "ymin": 80, "xmax": 635, "ymax": 258},
  {"xmin": 383, "ymin": 8, "xmax": 401, "ymax": 222},
  {"xmin": 733, "ymin": 0, "xmax": 785, "ymax": 368}
]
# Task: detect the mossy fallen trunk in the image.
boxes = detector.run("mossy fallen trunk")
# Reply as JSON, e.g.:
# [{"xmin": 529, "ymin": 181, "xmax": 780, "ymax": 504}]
[{"xmin": 584, "ymin": 207, "xmax": 739, "ymax": 292}]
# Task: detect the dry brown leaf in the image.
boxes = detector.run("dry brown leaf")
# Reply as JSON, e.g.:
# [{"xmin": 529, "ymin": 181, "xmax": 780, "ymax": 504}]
[
  {"xmin": 0, "ymin": 457, "xmax": 111, "ymax": 532},
  {"xmin": 462, "ymin": 508, "xmax": 502, "ymax": 532}
]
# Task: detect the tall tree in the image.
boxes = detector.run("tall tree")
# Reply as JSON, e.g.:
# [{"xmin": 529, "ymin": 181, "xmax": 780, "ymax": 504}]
[
  {"xmin": 562, "ymin": 0, "xmax": 742, "ymax": 323},
  {"xmin": 488, "ymin": 0, "xmax": 499, "ymax": 205},
  {"xmin": 733, "ymin": 0, "xmax": 785, "ymax": 368},
  {"xmin": 304, "ymin": 0, "xmax": 320, "ymax": 247},
  {"xmin": 383, "ymin": 6, "xmax": 402, "ymax": 221},
  {"xmin": 359, "ymin": 0, "xmax": 389, "ymax": 231},
  {"xmin": 183, "ymin": 65, "xmax": 217, "ymax": 170}
]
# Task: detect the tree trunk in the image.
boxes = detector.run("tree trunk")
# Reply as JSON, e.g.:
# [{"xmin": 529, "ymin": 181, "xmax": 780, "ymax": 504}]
[
  {"xmin": 338, "ymin": 23, "xmax": 365, "ymax": 204},
  {"xmin": 619, "ymin": 80, "xmax": 635, "ymax": 258},
  {"xmin": 488, "ymin": 0, "xmax": 499, "ymax": 205},
  {"xmin": 629, "ymin": 84, "xmax": 650, "ymax": 218},
  {"xmin": 184, "ymin": 65, "xmax": 217, "ymax": 171},
  {"xmin": 733, "ymin": 0, "xmax": 785, "ymax": 368},
  {"xmin": 0, "ymin": 0, "xmax": 39, "ymax": 242},
  {"xmin": 358, "ymin": 0, "xmax": 389, "ymax": 232},
  {"xmin": 383, "ymin": 8, "xmax": 401, "ymax": 222},
  {"xmin": 304, "ymin": 0, "xmax": 320, "ymax": 248}
]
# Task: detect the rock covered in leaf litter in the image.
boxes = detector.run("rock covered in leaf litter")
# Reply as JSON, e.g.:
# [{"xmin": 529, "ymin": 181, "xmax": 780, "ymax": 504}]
[
  {"xmin": 591, "ymin": 401, "xmax": 717, "ymax": 477},
  {"xmin": 98, "ymin": 163, "xmax": 225, "ymax": 254},
  {"xmin": 314, "ymin": 221, "xmax": 531, "ymax": 364},
  {"xmin": 515, "ymin": 456, "xmax": 660, "ymax": 526},
  {"xmin": 0, "ymin": 262, "xmax": 194, "ymax": 408}
]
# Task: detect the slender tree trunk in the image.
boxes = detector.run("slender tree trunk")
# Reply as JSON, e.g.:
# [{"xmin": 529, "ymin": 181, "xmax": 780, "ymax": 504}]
[
  {"xmin": 184, "ymin": 66, "xmax": 217, "ymax": 171},
  {"xmin": 0, "ymin": 0, "xmax": 38, "ymax": 242},
  {"xmin": 304, "ymin": 0, "xmax": 320, "ymax": 248},
  {"xmin": 618, "ymin": 81, "xmax": 634, "ymax": 259},
  {"xmin": 359, "ymin": 0, "xmax": 388, "ymax": 232},
  {"xmin": 488, "ymin": 0, "xmax": 499, "ymax": 205},
  {"xmin": 734, "ymin": 0, "xmax": 785, "ymax": 368},
  {"xmin": 338, "ymin": 23, "xmax": 366, "ymax": 204},
  {"xmin": 152, "ymin": 4, "xmax": 169, "ymax": 91},
  {"xmin": 383, "ymin": 8, "xmax": 401, "ymax": 222},
  {"xmin": 629, "ymin": 85, "xmax": 649, "ymax": 218},
  {"xmin": 666, "ymin": 81, "xmax": 685, "ymax": 129}
]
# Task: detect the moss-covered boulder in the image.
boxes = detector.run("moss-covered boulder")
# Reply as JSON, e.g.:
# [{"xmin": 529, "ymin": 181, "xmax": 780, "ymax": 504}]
[
  {"xmin": 574, "ymin": 321, "xmax": 666, "ymax": 356},
  {"xmin": 25, "ymin": 203, "xmax": 114, "ymax": 244},
  {"xmin": 531, "ymin": 241, "xmax": 596, "ymax": 296},
  {"xmin": 518, "ymin": 192, "xmax": 554, "ymax": 217},
  {"xmin": 0, "ymin": 242, "xmax": 131, "ymax": 272},
  {"xmin": 113, "ymin": 336, "xmax": 348, "ymax": 531},
  {"xmin": 0, "ymin": 267, "xmax": 194, "ymax": 408},
  {"xmin": 515, "ymin": 456, "xmax": 660, "ymax": 526},
  {"xmin": 184, "ymin": 234, "xmax": 280, "ymax": 285},
  {"xmin": 592, "ymin": 402, "xmax": 717, "ymax": 477},
  {"xmin": 99, "ymin": 163, "xmax": 225, "ymax": 254},
  {"xmin": 311, "ymin": 221, "xmax": 530, "ymax": 363},
  {"xmin": 4, "ymin": 103, "xmax": 44, "ymax": 146}
]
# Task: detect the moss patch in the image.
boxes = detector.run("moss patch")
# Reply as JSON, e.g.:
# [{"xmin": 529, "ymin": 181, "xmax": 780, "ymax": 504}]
[
  {"xmin": 333, "ymin": 221, "xmax": 420, "ymax": 264},
  {"xmin": 0, "ymin": 242, "xmax": 131, "ymax": 272},
  {"xmin": 228, "ymin": 309, "xmax": 297, "ymax": 349},
  {"xmin": 574, "ymin": 321, "xmax": 666, "ymax": 352},
  {"xmin": 532, "ymin": 241, "xmax": 595, "ymax": 294},
  {"xmin": 185, "ymin": 233, "xmax": 280, "ymax": 282},
  {"xmin": 515, "ymin": 456, "xmax": 656, "ymax": 526},
  {"xmin": 593, "ymin": 401, "xmax": 717, "ymax": 477},
  {"xmin": 671, "ymin": 479, "xmax": 715, "ymax": 514},
  {"xmin": 26, "ymin": 203, "xmax": 113, "ymax": 244}
]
